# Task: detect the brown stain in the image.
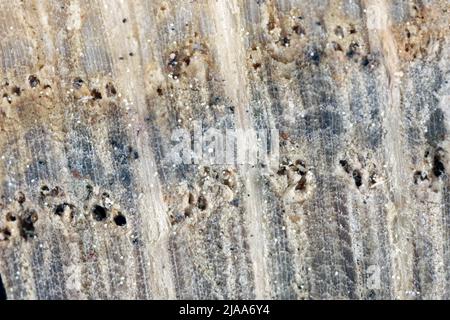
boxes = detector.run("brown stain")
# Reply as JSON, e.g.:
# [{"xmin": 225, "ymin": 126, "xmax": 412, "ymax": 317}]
[
  {"xmin": 245, "ymin": 1, "xmax": 372, "ymax": 82},
  {"xmin": 288, "ymin": 214, "xmax": 301, "ymax": 223},
  {"xmin": 392, "ymin": 4, "xmax": 450, "ymax": 62}
]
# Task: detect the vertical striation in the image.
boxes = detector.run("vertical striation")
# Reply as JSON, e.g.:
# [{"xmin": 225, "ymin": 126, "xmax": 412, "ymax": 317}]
[{"xmin": 1, "ymin": 0, "xmax": 450, "ymax": 300}]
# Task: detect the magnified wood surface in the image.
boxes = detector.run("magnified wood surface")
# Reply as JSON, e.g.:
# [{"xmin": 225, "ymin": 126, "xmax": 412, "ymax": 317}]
[{"xmin": 1, "ymin": 0, "xmax": 450, "ymax": 300}]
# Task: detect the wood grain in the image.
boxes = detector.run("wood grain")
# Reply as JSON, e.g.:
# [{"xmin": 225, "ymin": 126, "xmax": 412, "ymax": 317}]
[{"xmin": 1, "ymin": 0, "xmax": 450, "ymax": 299}]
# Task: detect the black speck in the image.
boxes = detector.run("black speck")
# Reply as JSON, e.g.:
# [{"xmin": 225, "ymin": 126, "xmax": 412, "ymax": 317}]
[
  {"xmin": 307, "ymin": 49, "xmax": 321, "ymax": 65},
  {"xmin": 352, "ymin": 169, "xmax": 362, "ymax": 188},
  {"xmin": 332, "ymin": 41, "xmax": 343, "ymax": 52},
  {"xmin": 54, "ymin": 204, "xmax": 65, "ymax": 216},
  {"xmin": 197, "ymin": 195, "xmax": 207, "ymax": 210},
  {"xmin": 15, "ymin": 191, "xmax": 25, "ymax": 204},
  {"xmin": 433, "ymin": 155, "xmax": 446, "ymax": 177},
  {"xmin": 413, "ymin": 171, "xmax": 428, "ymax": 184},
  {"xmin": 86, "ymin": 184, "xmax": 93, "ymax": 198},
  {"xmin": 54, "ymin": 203, "xmax": 73, "ymax": 217},
  {"xmin": 28, "ymin": 75, "xmax": 40, "ymax": 88},
  {"xmin": 92, "ymin": 205, "xmax": 107, "ymax": 221},
  {"xmin": 91, "ymin": 88, "xmax": 102, "ymax": 100},
  {"xmin": 6, "ymin": 212, "xmax": 16, "ymax": 222},
  {"xmin": 73, "ymin": 77, "xmax": 84, "ymax": 89},
  {"xmin": 339, "ymin": 160, "xmax": 351, "ymax": 174},
  {"xmin": 0, "ymin": 228, "xmax": 11, "ymax": 241},
  {"xmin": 230, "ymin": 198, "xmax": 239, "ymax": 207},
  {"xmin": 0, "ymin": 272, "xmax": 7, "ymax": 300},
  {"xmin": 292, "ymin": 25, "xmax": 305, "ymax": 36},
  {"xmin": 106, "ymin": 82, "xmax": 117, "ymax": 97},
  {"xmin": 361, "ymin": 56, "xmax": 370, "ymax": 67},
  {"xmin": 346, "ymin": 42, "xmax": 359, "ymax": 59},
  {"xmin": 2, "ymin": 93, "xmax": 11, "ymax": 104},
  {"xmin": 369, "ymin": 172, "xmax": 377, "ymax": 186},
  {"xmin": 127, "ymin": 146, "xmax": 139, "ymax": 159},
  {"xmin": 114, "ymin": 213, "xmax": 127, "ymax": 226},
  {"xmin": 334, "ymin": 26, "xmax": 344, "ymax": 38},
  {"xmin": 122, "ymin": 18, "xmax": 127, "ymax": 23},
  {"xmin": 12, "ymin": 86, "xmax": 21, "ymax": 96},
  {"xmin": 20, "ymin": 209, "xmax": 38, "ymax": 240}
]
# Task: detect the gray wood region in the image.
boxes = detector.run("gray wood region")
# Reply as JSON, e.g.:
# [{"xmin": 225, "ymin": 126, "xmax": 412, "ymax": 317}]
[{"xmin": 1, "ymin": 0, "xmax": 450, "ymax": 300}]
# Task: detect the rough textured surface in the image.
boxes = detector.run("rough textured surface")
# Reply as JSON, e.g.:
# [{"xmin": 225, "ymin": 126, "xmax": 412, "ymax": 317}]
[{"xmin": 1, "ymin": 0, "xmax": 450, "ymax": 300}]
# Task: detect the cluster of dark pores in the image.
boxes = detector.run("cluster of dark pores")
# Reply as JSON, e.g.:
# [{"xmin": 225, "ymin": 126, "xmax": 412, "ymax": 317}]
[
  {"xmin": 413, "ymin": 148, "xmax": 447, "ymax": 186},
  {"xmin": 259, "ymin": 15, "xmax": 377, "ymax": 69},
  {"xmin": 1, "ymin": 75, "xmax": 48, "ymax": 104},
  {"xmin": 72, "ymin": 77, "xmax": 118, "ymax": 100},
  {"xmin": 169, "ymin": 167, "xmax": 238, "ymax": 225},
  {"xmin": 0, "ymin": 75, "xmax": 126, "ymax": 244},
  {"xmin": 1, "ymin": 74, "xmax": 120, "ymax": 106},
  {"xmin": 0, "ymin": 185, "xmax": 127, "ymax": 243},
  {"xmin": 338, "ymin": 149, "xmax": 447, "ymax": 191}
]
